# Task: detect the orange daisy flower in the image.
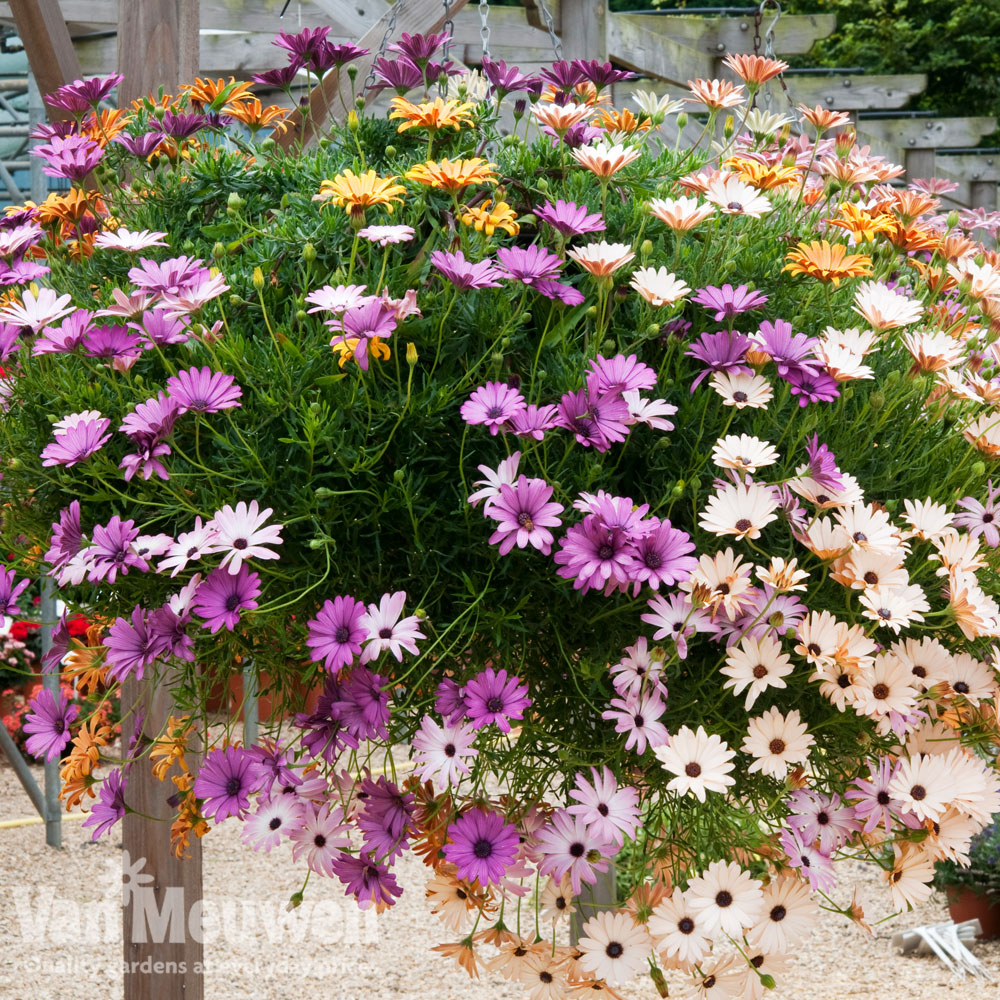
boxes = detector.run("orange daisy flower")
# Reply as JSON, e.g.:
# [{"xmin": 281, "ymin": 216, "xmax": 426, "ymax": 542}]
[
  {"xmin": 593, "ymin": 107, "xmax": 651, "ymax": 134},
  {"xmin": 723, "ymin": 156, "xmax": 802, "ymax": 190},
  {"xmin": 315, "ymin": 169, "xmax": 406, "ymax": 221},
  {"xmin": 460, "ymin": 198, "xmax": 519, "ymax": 237},
  {"xmin": 389, "ymin": 96, "xmax": 477, "ymax": 133},
  {"xmin": 404, "ymin": 157, "xmax": 497, "ymax": 193},
  {"xmin": 226, "ymin": 98, "xmax": 291, "ymax": 134},
  {"xmin": 181, "ymin": 77, "xmax": 255, "ymax": 110},
  {"xmin": 880, "ymin": 221, "xmax": 941, "ymax": 254},
  {"xmin": 826, "ymin": 203, "xmax": 896, "ymax": 243},
  {"xmin": 782, "ymin": 241, "xmax": 873, "ymax": 286},
  {"xmin": 60, "ymin": 773, "xmax": 98, "ymax": 811},
  {"xmin": 723, "ymin": 53, "xmax": 789, "ymax": 86},
  {"xmin": 59, "ymin": 718, "xmax": 111, "ymax": 781},
  {"xmin": 937, "ymin": 232, "xmax": 977, "ymax": 262},
  {"xmin": 798, "ymin": 104, "xmax": 851, "ymax": 132},
  {"xmin": 82, "ymin": 108, "xmax": 135, "ymax": 146},
  {"xmin": 908, "ymin": 259, "xmax": 957, "ymax": 296},
  {"xmin": 150, "ymin": 715, "xmax": 194, "ymax": 781},
  {"xmin": 686, "ymin": 78, "xmax": 745, "ymax": 109},
  {"xmin": 539, "ymin": 81, "xmax": 611, "ymax": 108},
  {"xmin": 32, "ymin": 189, "xmax": 103, "ymax": 226},
  {"xmin": 62, "ymin": 646, "xmax": 107, "ymax": 694}
]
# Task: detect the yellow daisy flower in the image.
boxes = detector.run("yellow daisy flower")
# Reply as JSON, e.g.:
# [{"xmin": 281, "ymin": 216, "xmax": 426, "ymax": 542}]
[
  {"xmin": 460, "ymin": 198, "xmax": 519, "ymax": 237},
  {"xmin": 315, "ymin": 169, "xmax": 406, "ymax": 221},
  {"xmin": 782, "ymin": 240, "xmax": 873, "ymax": 286},
  {"xmin": 389, "ymin": 96, "xmax": 477, "ymax": 133},
  {"xmin": 405, "ymin": 157, "xmax": 497, "ymax": 193}
]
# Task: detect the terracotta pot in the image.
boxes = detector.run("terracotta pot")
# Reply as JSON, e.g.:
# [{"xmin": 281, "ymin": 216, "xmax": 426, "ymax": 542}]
[
  {"xmin": 227, "ymin": 672, "xmax": 325, "ymax": 722},
  {"xmin": 946, "ymin": 886, "xmax": 1000, "ymax": 939}
]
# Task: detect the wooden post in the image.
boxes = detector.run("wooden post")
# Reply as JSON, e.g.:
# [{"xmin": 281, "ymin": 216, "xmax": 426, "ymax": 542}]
[
  {"xmin": 122, "ymin": 671, "xmax": 203, "ymax": 1000},
  {"xmin": 569, "ymin": 863, "xmax": 617, "ymax": 944},
  {"xmin": 560, "ymin": 0, "xmax": 605, "ymax": 62},
  {"xmin": 970, "ymin": 179, "xmax": 997, "ymax": 212},
  {"xmin": 904, "ymin": 147, "xmax": 936, "ymax": 184},
  {"xmin": 116, "ymin": 0, "xmax": 199, "ymax": 105},
  {"xmin": 8, "ymin": 0, "xmax": 82, "ymax": 117},
  {"xmin": 275, "ymin": 0, "xmax": 471, "ymax": 152}
]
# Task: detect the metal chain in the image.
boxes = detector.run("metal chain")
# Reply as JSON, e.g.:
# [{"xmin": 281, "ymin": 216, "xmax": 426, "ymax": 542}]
[
  {"xmin": 439, "ymin": 0, "xmax": 454, "ymax": 96},
  {"xmin": 536, "ymin": 0, "xmax": 563, "ymax": 61},
  {"xmin": 363, "ymin": 0, "xmax": 404, "ymax": 95},
  {"xmin": 479, "ymin": 0, "xmax": 491, "ymax": 61},
  {"xmin": 755, "ymin": 0, "xmax": 795, "ymax": 111}
]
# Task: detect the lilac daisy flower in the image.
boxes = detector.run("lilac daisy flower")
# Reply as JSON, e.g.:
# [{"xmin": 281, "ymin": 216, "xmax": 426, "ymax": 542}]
[
  {"xmin": 146, "ymin": 598, "xmax": 195, "ymax": 663},
  {"xmin": 624, "ymin": 518, "xmax": 697, "ymax": 590},
  {"xmin": 0, "ymin": 565, "xmax": 31, "ymax": 617},
  {"xmin": 786, "ymin": 789, "xmax": 861, "ymax": 855},
  {"xmin": 567, "ymin": 766, "xmax": 641, "ymax": 846},
  {"xmin": 805, "ymin": 434, "xmax": 844, "ymax": 492},
  {"xmin": 533, "ymin": 278, "xmax": 585, "ymax": 304},
  {"xmin": 784, "ymin": 366, "xmax": 840, "ymax": 406},
  {"xmin": 467, "ymin": 452, "xmax": 521, "ymax": 512},
  {"xmin": 128, "ymin": 308, "xmax": 190, "ymax": 347},
  {"xmin": 290, "ymin": 803, "xmax": 352, "ymax": 875},
  {"xmin": 120, "ymin": 392, "xmax": 180, "ymax": 443},
  {"xmin": 32, "ymin": 309, "xmax": 96, "ymax": 355},
  {"xmin": 506, "ymin": 403, "xmax": 559, "ymax": 441},
  {"xmin": 460, "ymin": 381, "xmax": 527, "ymax": 435},
  {"xmin": 153, "ymin": 111, "xmax": 210, "ymax": 140},
  {"xmin": 112, "ymin": 132, "xmax": 167, "ymax": 158},
  {"xmin": 194, "ymin": 746, "xmax": 264, "ymax": 823},
  {"xmin": 23, "ymin": 688, "xmax": 78, "ymax": 761},
  {"xmin": 331, "ymin": 851, "xmax": 403, "ymax": 910},
  {"xmin": 575, "ymin": 59, "xmax": 636, "ymax": 90},
  {"xmin": 412, "ymin": 715, "xmax": 479, "ymax": 786},
  {"xmin": 273, "ymin": 25, "xmax": 329, "ymax": 61},
  {"xmin": 443, "ymin": 808, "xmax": 520, "ymax": 886},
  {"xmin": 104, "ymin": 605, "xmax": 163, "ymax": 682},
  {"xmin": 535, "ymin": 810, "xmax": 614, "ymax": 894},
  {"xmin": 755, "ymin": 319, "xmax": 818, "ymax": 378},
  {"xmin": 242, "ymin": 795, "xmax": 304, "ymax": 852},
  {"xmin": 82, "ymin": 324, "xmax": 144, "ymax": 361},
  {"xmin": 778, "ymin": 828, "xmax": 836, "ymax": 892},
  {"xmin": 601, "ymin": 690, "xmax": 669, "ymax": 754},
  {"xmin": 487, "ymin": 475, "xmax": 565, "ymax": 556},
  {"xmin": 555, "ymin": 515, "xmax": 633, "ymax": 595},
  {"xmin": 555, "ymin": 386, "xmax": 632, "ymax": 452},
  {"xmin": 540, "ymin": 60, "xmax": 589, "ymax": 92},
  {"xmin": 333, "ymin": 666, "xmax": 391, "ymax": 741},
  {"xmin": 307, "ymin": 595, "xmax": 368, "ymax": 673},
  {"xmin": 587, "ymin": 353, "xmax": 657, "ymax": 396},
  {"xmin": 294, "ymin": 677, "xmax": 360, "ymax": 763},
  {"xmin": 44, "ymin": 500, "xmax": 83, "ymax": 571},
  {"xmin": 31, "ymin": 135, "xmax": 104, "ymax": 181},
  {"xmin": 691, "ymin": 284, "xmax": 768, "ymax": 323},
  {"xmin": 165, "ymin": 366, "xmax": 242, "ymax": 414},
  {"xmin": 955, "ymin": 481, "xmax": 1000, "ymax": 548},
  {"xmin": 481, "ymin": 57, "xmax": 543, "ymax": 98},
  {"xmin": 157, "ymin": 517, "xmax": 218, "ymax": 577},
  {"xmin": 369, "ymin": 55, "xmax": 426, "ymax": 95},
  {"xmin": 327, "ymin": 299, "xmax": 399, "ymax": 370},
  {"xmin": 429, "ymin": 249, "xmax": 504, "ymax": 291},
  {"xmin": 463, "ymin": 667, "xmax": 531, "ymax": 733},
  {"xmin": 204, "ymin": 500, "xmax": 283, "ymax": 573},
  {"xmin": 45, "ymin": 73, "xmax": 122, "ymax": 111},
  {"xmin": 358, "ymin": 591, "xmax": 425, "ymax": 663},
  {"xmin": 193, "ymin": 565, "xmax": 262, "ymax": 633},
  {"xmin": 685, "ymin": 330, "xmax": 752, "ymax": 390},
  {"xmin": 40, "ymin": 413, "xmax": 111, "ymax": 467},
  {"xmin": 252, "ymin": 64, "xmax": 303, "ymax": 89},
  {"xmin": 534, "ymin": 199, "xmax": 606, "ymax": 238},
  {"xmin": 642, "ymin": 592, "xmax": 719, "ymax": 659},
  {"xmin": 357, "ymin": 775, "xmax": 415, "ymax": 861},
  {"xmin": 845, "ymin": 758, "xmax": 923, "ymax": 835},
  {"xmin": 435, "ymin": 678, "xmax": 468, "ymax": 723},
  {"xmin": 128, "ymin": 255, "xmax": 211, "ymax": 296},
  {"xmin": 88, "ymin": 516, "xmax": 147, "ymax": 584},
  {"xmin": 496, "ymin": 244, "xmax": 565, "ymax": 286},
  {"xmin": 388, "ymin": 30, "xmax": 448, "ymax": 65},
  {"xmin": 81, "ymin": 769, "xmax": 128, "ymax": 840}
]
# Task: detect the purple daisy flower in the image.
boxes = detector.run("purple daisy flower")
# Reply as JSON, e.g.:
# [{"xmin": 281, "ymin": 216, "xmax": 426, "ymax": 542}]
[
  {"xmin": 146, "ymin": 599, "xmax": 195, "ymax": 663},
  {"xmin": 331, "ymin": 851, "xmax": 403, "ymax": 909},
  {"xmin": 463, "ymin": 667, "xmax": 531, "ymax": 733},
  {"xmin": 153, "ymin": 111, "xmax": 209, "ymax": 140},
  {"xmin": 357, "ymin": 775, "xmax": 415, "ymax": 861},
  {"xmin": 193, "ymin": 565, "xmax": 262, "ymax": 633},
  {"xmin": 555, "ymin": 386, "xmax": 631, "ymax": 452},
  {"xmin": 82, "ymin": 324, "xmax": 144, "ymax": 360},
  {"xmin": 327, "ymin": 299, "xmax": 398, "ymax": 370},
  {"xmin": 587, "ymin": 353, "xmax": 657, "ymax": 396},
  {"xmin": 252, "ymin": 64, "xmax": 303, "ymax": 89},
  {"xmin": 120, "ymin": 392, "xmax": 180, "ymax": 442},
  {"xmin": 554, "ymin": 515, "xmax": 633, "ymax": 595},
  {"xmin": 129, "ymin": 308, "xmax": 190, "ymax": 347},
  {"xmin": 129, "ymin": 255, "xmax": 211, "ymax": 295},
  {"xmin": 273, "ymin": 25, "xmax": 329, "ymax": 61},
  {"xmin": 539, "ymin": 60, "xmax": 589, "ymax": 92},
  {"xmin": 443, "ymin": 808, "xmax": 520, "ymax": 886},
  {"xmin": 435, "ymin": 678, "xmax": 468, "ymax": 723},
  {"xmin": 44, "ymin": 500, "xmax": 83, "ymax": 571},
  {"xmin": 805, "ymin": 434, "xmax": 844, "ymax": 492},
  {"xmin": 506, "ymin": 403, "xmax": 559, "ymax": 441},
  {"xmin": 388, "ymin": 30, "xmax": 448, "ymax": 66},
  {"xmin": 165, "ymin": 366, "xmax": 243, "ymax": 414},
  {"xmin": 429, "ymin": 249, "xmax": 504, "ymax": 291},
  {"xmin": 112, "ymin": 132, "xmax": 167, "ymax": 158},
  {"xmin": 955, "ymin": 481, "xmax": 1000, "ymax": 548},
  {"xmin": 82, "ymin": 769, "xmax": 128, "ymax": 840},
  {"xmin": 333, "ymin": 666, "xmax": 391, "ymax": 741},
  {"xmin": 294, "ymin": 676, "xmax": 360, "ymax": 763},
  {"xmin": 756, "ymin": 319, "xmax": 819, "ymax": 378},
  {"xmin": 104, "ymin": 605, "xmax": 163, "ymax": 682},
  {"xmin": 534, "ymin": 199, "xmax": 605, "ymax": 238},
  {"xmin": 31, "ymin": 135, "xmax": 104, "ymax": 181},
  {"xmin": 358, "ymin": 591, "xmax": 425, "ymax": 664},
  {"xmin": 23, "ymin": 688, "xmax": 78, "ymax": 761},
  {"xmin": 44, "ymin": 73, "xmax": 122, "ymax": 112},
  {"xmin": 0, "ymin": 565, "xmax": 31, "ymax": 617},
  {"xmin": 481, "ymin": 57, "xmax": 543, "ymax": 98},
  {"xmin": 623, "ymin": 518, "xmax": 697, "ymax": 590},
  {"xmin": 487, "ymin": 475, "xmax": 565, "ymax": 556},
  {"xmin": 194, "ymin": 746, "xmax": 264, "ymax": 823},
  {"xmin": 574, "ymin": 59, "xmax": 636, "ymax": 90},
  {"xmin": 461, "ymin": 381, "xmax": 527, "ymax": 435},
  {"xmin": 88, "ymin": 515, "xmax": 146, "ymax": 584},
  {"xmin": 496, "ymin": 243, "xmax": 565, "ymax": 286},
  {"xmin": 685, "ymin": 330, "xmax": 752, "ymax": 390},
  {"xmin": 692, "ymin": 283, "xmax": 768, "ymax": 324},
  {"xmin": 32, "ymin": 309, "xmax": 96, "ymax": 355},
  {"xmin": 533, "ymin": 279, "xmax": 585, "ymax": 304},
  {"xmin": 307, "ymin": 595, "xmax": 368, "ymax": 673},
  {"xmin": 312, "ymin": 42, "xmax": 369, "ymax": 73},
  {"xmin": 784, "ymin": 366, "xmax": 840, "ymax": 406},
  {"xmin": 40, "ymin": 413, "xmax": 112, "ymax": 467},
  {"xmin": 369, "ymin": 55, "xmax": 425, "ymax": 95}
]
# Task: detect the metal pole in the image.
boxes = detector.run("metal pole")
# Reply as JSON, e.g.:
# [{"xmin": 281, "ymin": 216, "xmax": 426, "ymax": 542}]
[
  {"xmin": 40, "ymin": 578, "xmax": 62, "ymax": 848},
  {"xmin": 0, "ymin": 722, "xmax": 47, "ymax": 819},
  {"xmin": 27, "ymin": 73, "xmax": 48, "ymax": 204},
  {"xmin": 242, "ymin": 659, "xmax": 259, "ymax": 746}
]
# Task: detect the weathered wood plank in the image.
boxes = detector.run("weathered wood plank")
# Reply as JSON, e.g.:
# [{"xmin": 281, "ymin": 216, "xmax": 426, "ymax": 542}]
[
  {"xmin": 562, "ymin": 0, "xmax": 605, "ymax": 61},
  {"xmin": 768, "ymin": 73, "xmax": 927, "ymax": 112},
  {"xmin": 696, "ymin": 13, "xmax": 837, "ymax": 56},
  {"xmin": 856, "ymin": 117, "xmax": 997, "ymax": 150},
  {"xmin": 608, "ymin": 14, "xmax": 714, "ymax": 86},
  {"xmin": 8, "ymin": 0, "xmax": 81, "ymax": 116},
  {"xmin": 117, "ymin": 0, "xmax": 199, "ymax": 105},
  {"xmin": 935, "ymin": 153, "xmax": 1000, "ymax": 183},
  {"xmin": 521, "ymin": 0, "xmax": 560, "ymax": 34}
]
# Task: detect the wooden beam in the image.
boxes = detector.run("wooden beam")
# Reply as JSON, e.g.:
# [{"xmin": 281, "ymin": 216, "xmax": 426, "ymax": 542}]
[
  {"xmin": 934, "ymin": 153, "xmax": 1000, "ymax": 183},
  {"xmin": 773, "ymin": 73, "xmax": 927, "ymax": 112},
  {"xmin": 856, "ymin": 117, "xmax": 997, "ymax": 151},
  {"xmin": 696, "ymin": 13, "xmax": 837, "ymax": 56},
  {"xmin": 8, "ymin": 0, "xmax": 81, "ymax": 117},
  {"xmin": 521, "ymin": 0, "xmax": 560, "ymax": 34},
  {"xmin": 607, "ymin": 14, "xmax": 713, "ymax": 86},
  {"xmin": 122, "ymin": 673, "xmax": 203, "ymax": 1000},
  {"xmin": 117, "ymin": 0, "xmax": 199, "ymax": 105},
  {"xmin": 275, "ymin": 0, "xmax": 471, "ymax": 152},
  {"xmin": 561, "ymin": 0, "xmax": 604, "ymax": 62}
]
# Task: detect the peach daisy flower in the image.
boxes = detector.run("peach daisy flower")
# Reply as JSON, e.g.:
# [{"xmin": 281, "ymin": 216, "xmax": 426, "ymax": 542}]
[
  {"xmin": 576, "ymin": 911, "xmax": 652, "ymax": 986},
  {"xmin": 904, "ymin": 719, "xmax": 961, "ymax": 758},
  {"xmin": 709, "ymin": 372, "xmax": 773, "ymax": 409},
  {"xmin": 945, "ymin": 571, "xmax": 1000, "ymax": 641},
  {"xmin": 886, "ymin": 843, "xmax": 935, "ymax": 911},
  {"xmin": 830, "ymin": 550, "xmax": 908, "ymax": 592},
  {"xmin": 741, "ymin": 707, "xmax": 814, "ymax": 779},
  {"xmin": 723, "ymin": 53, "xmax": 789, "ymax": 86},
  {"xmin": 962, "ymin": 412, "xmax": 1000, "ymax": 458},
  {"xmin": 571, "ymin": 141, "xmax": 641, "ymax": 178},
  {"xmin": 859, "ymin": 584, "xmax": 929, "ymax": 633},
  {"xmin": 648, "ymin": 195, "xmax": 716, "ymax": 230},
  {"xmin": 647, "ymin": 887, "xmax": 713, "ymax": 966},
  {"xmin": 686, "ymin": 78, "xmax": 746, "ymax": 110},
  {"xmin": 902, "ymin": 329, "xmax": 963, "ymax": 373},
  {"xmin": 946, "ymin": 652, "xmax": 998, "ymax": 702},
  {"xmin": 748, "ymin": 876, "xmax": 818, "ymax": 956},
  {"xmin": 698, "ymin": 482, "xmax": 779, "ymax": 541},
  {"xmin": 531, "ymin": 100, "xmax": 593, "ymax": 133},
  {"xmin": 756, "ymin": 556, "xmax": 809, "ymax": 593},
  {"xmin": 680, "ymin": 547, "xmax": 755, "ymax": 617},
  {"xmin": 852, "ymin": 280, "xmax": 923, "ymax": 331},
  {"xmin": 817, "ymin": 339, "xmax": 874, "ymax": 381},
  {"xmin": 566, "ymin": 241, "xmax": 635, "ymax": 278},
  {"xmin": 900, "ymin": 497, "xmax": 955, "ymax": 542},
  {"xmin": 928, "ymin": 533, "xmax": 986, "ymax": 579},
  {"xmin": 686, "ymin": 860, "xmax": 763, "ymax": 937},
  {"xmin": 711, "ymin": 434, "xmax": 778, "ymax": 474},
  {"xmin": 889, "ymin": 754, "xmax": 951, "ymax": 823},
  {"xmin": 947, "ymin": 255, "xmax": 1000, "ymax": 299},
  {"xmin": 795, "ymin": 516, "xmax": 851, "ymax": 559},
  {"xmin": 789, "ymin": 472, "xmax": 864, "ymax": 510},
  {"xmin": 720, "ymin": 635, "xmax": 794, "ymax": 710},
  {"xmin": 704, "ymin": 174, "xmax": 772, "ymax": 217},
  {"xmin": 653, "ymin": 725, "xmax": 737, "ymax": 802},
  {"xmin": 834, "ymin": 504, "xmax": 903, "ymax": 556},
  {"xmin": 798, "ymin": 104, "xmax": 851, "ymax": 132},
  {"xmin": 629, "ymin": 266, "xmax": 690, "ymax": 307},
  {"xmin": 923, "ymin": 806, "xmax": 978, "ymax": 865},
  {"xmin": 851, "ymin": 652, "xmax": 919, "ymax": 718},
  {"xmin": 890, "ymin": 636, "xmax": 953, "ymax": 691}
]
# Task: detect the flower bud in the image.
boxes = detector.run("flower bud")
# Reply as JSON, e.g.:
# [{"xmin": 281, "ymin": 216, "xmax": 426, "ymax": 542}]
[
  {"xmin": 647, "ymin": 322, "xmax": 661, "ymax": 337},
  {"xmin": 227, "ymin": 191, "xmax": 244, "ymax": 209},
  {"xmin": 676, "ymin": 111, "xmax": 688, "ymax": 129},
  {"xmin": 153, "ymin": 104, "xmax": 166, "ymax": 121},
  {"xmin": 384, "ymin": 145, "xmax": 396, "ymax": 158},
  {"xmin": 406, "ymin": 342, "xmax": 418, "ymax": 365},
  {"xmin": 759, "ymin": 974, "xmax": 776, "ymax": 990},
  {"xmin": 587, "ymin": 305, "xmax": 598, "ymax": 318},
  {"xmin": 513, "ymin": 99, "xmax": 527, "ymax": 119},
  {"xmin": 650, "ymin": 967, "xmax": 669, "ymax": 998},
  {"xmin": 314, "ymin": 487, "xmax": 336, "ymax": 499},
  {"xmin": 671, "ymin": 480, "xmax": 685, "ymax": 497},
  {"xmin": 212, "ymin": 241, "xmax": 226, "ymax": 259},
  {"xmin": 946, "ymin": 210, "xmax": 960, "ymax": 230},
  {"xmin": 260, "ymin": 137, "xmax": 275, "ymax": 151},
  {"xmin": 491, "ymin": 352, "xmax": 504, "ymax": 365},
  {"xmin": 252, "ymin": 266, "xmax": 265, "ymax": 290},
  {"xmin": 869, "ymin": 390, "xmax": 885, "ymax": 412},
  {"xmin": 972, "ymin": 460, "xmax": 987, "ymax": 478},
  {"xmin": 347, "ymin": 110, "xmax": 360, "ymax": 131},
  {"xmin": 302, "ymin": 242, "xmax": 316, "ymax": 263},
  {"xmin": 287, "ymin": 892, "xmax": 303, "ymax": 911},
  {"xmin": 640, "ymin": 239, "xmax": 653, "ymax": 258},
  {"xmin": 536, "ymin": 177, "xmax": 549, "ymax": 192},
  {"xmin": 723, "ymin": 115, "xmax": 735, "ymax": 140},
  {"xmin": 347, "ymin": 65, "xmax": 358, "ymax": 82},
  {"xmin": 296, "ymin": 309, "xmax": 307, "ymax": 322},
  {"xmin": 228, "ymin": 294, "xmax": 242, "ymax": 306},
  {"xmin": 414, "ymin": 607, "xmax": 427, "ymax": 620},
  {"xmin": 393, "ymin": 468, "xmax": 405, "ymax": 483},
  {"xmin": 601, "ymin": 339, "xmax": 616, "ymax": 354}
]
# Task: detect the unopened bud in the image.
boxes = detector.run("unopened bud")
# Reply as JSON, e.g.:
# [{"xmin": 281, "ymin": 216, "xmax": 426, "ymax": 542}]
[
  {"xmin": 972, "ymin": 460, "xmax": 987, "ymax": 478},
  {"xmin": 587, "ymin": 305, "xmax": 598, "ymax": 318},
  {"xmin": 228, "ymin": 294, "xmax": 242, "ymax": 306},
  {"xmin": 759, "ymin": 974, "xmax": 776, "ymax": 990},
  {"xmin": 227, "ymin": 191, "xmax": 244, "ymax": 209},
  {"xmin": 296, "ymin": 309, "xmax": 307, "ymax": 322},
  {"xmin": 647, "ymin": 322, "xmax": 661, "ymax": 336},
  {"xmin": 314, "ymin": 487, "xmax": 336, "ymax": 499},
  {"xmin": 212, "ymin": 241, "xmax": 226, "ymax": 259},
  {"xmin": 676, "ymin": 111, "xmax": 688, "ymax": 129},
  {"xmin": 723, "ymin": 115, "xmax": 735, "ymax": 140},
  {"xmin": 347, "ymin": 110, "xmax": 360, "ymax": 132},
  {"xmin": 384, "ymin": 145, "xmax": 396, "ymax": 157},
  {"xmin": 302, "ymin": 242, "xmax": 316, "ymax": 262},
  {"xmin": 640, "ymin": 238, "xmax": 653, "ymax": 258},
  {"xmin": 347, "ymin": 65, "xmax": 359, "ymax": 82},
  {"xmin": 287, "ymin": 892, "xmax": 303, "ymax": 910},
  {"xmin": 946, "ymin": 210, "xmax": 960, "ymax": 230},
  {"xmin": 513, "ymin": 98, "xmax": 527, "ymax": 119},
  {"xmin": 869, "ymin": 390, "xmax": 885, "ymax": 412},
  {"xmin": 406, "ymin": 342, "xmax": 417, "ymax": 365},
  {"xmin": 393, "ymin": 469, "xmax": 405, "ymax": 483},
  {"xmin": 536, "ymin": 177, "xmax": 549, "ymax": 192},
  {"xmin": 308, "ymin": 537, "xmax": 329, "ymax": 549},
  {"xmin": 252, "ymin": 266, "xmax": 265, "ymax": 290}
]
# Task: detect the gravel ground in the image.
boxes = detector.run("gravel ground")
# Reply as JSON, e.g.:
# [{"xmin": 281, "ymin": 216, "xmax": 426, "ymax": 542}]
[{"xmin": 1, "ymin": 760, "xmax": 997, "ymax": 999}]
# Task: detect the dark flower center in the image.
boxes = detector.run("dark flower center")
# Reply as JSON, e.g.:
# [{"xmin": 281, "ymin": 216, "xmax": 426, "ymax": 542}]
[
  {"xmin": 837, "ymin": 673, "xmax": 851, "ymax": 688},
  {"xmin": 517, "ymin": 511, "xmax": 535, "ymax": 530},
  {"xmin": 225, "ymin": 593, "xmax": 243, "ymax": 612},
  {"xmin": 232, "ymin": 538, "xmax": 248, "ymax": 550},
  {"xmin": 314, "ymin": 834, "xmax": 326, "ymax": 848},
  {"xmin": 768, "ymin": 738, "xmax": 786, "ymax": 754},
  {"xmin": 910, "ymin": 784, "xmax": 926, "ymax": 801},
  {"xmin": 770, "ymin": 905, "xmax": 787, "ymax": 922},
  {"xmin": 817, "ymin": 811, "xmax": 830, "ymax": 825},
  {"xmin": 540, "ymin": 972, "xmax": 553, "ymax": 984},
  {"xmin": 644, "ymin": 551, "xmax": 662, "ymax": 569},
  {"xmin": 953, "ymin": 680, "xmax": 969, "ymax": 693},
  {"xmin": 186, "ymin": 546, "xmax": 199, "ymax": 558},
  {"xmin": 735, "ymin": 518, "xmax": 753, "ymax": 533},
  {"xmin": 569, "ymin": 841, "xmax": 585, "ymax": 858},
  {"xmin": 685, "ymin": 762, "xmax": 702, "ymax": 778},
  {"xmin": 605, "ymin": 942, "xmax": 624, "ymax": 959},
  {"xmin": 444, "ymin": 743, "xmax": 456, "ymax": 757},
  {"xmin": 751, "ymin": 955, "xmax": 765, "ymax": 969},
  {"xmin": 877, "ymin": 608, "xmax": 892, "ymax": 620},
  {"xmin": 853, "ymin": 531, "xmax": 867, "ymax": 542},
  {"xmin": 876, "ymin": 791, "xmax": 890, "ymax": 805},
  {"xmin": 873, "ymin": 683, "xmax": 890, "ymax": 700},
  {"xmin": 225, "ymin": 777, "xmax": 242, "ymax": 796},
  {"xmin": 678, "ymin": 916, "xmax": 695, "ymax": 934},
  {"xmin": 269, "ymin": 817, "xmax": 281, "ymax": 830},
  {"xmin": 733, "ymin": 391, "xmax": 748, "ymax": 402},
  {"xmin": 487, "ymin": 405, "xmax": 504, "ymax": 419},
  {"xmin": 704, "ymin": 975, "xmax": 717, "ymax": 989},
  {"xmin": 983, "ymin": 513, "xmax": 994, "ymax": 523},
  {"xmin": 473, "ymin": 838, "xmax": 493, "ymax": 859},
  {"xmin": 633, "ymin": 714, "xmax": 644, "ymax": 727},
  {"xmin": 864, "ymin": 571, "xmax": 878, "ymax": 585},
  {"xmin": 598, "ymin": 543, "xmax": 615, "ymax": 560},
  {"xmin": 486, "ymin": 696, "xmax": 504, "ymax": 713},
  {"xmin": 378, "ymin": 626, "xmax": 393, "ymax": 638},
  {"xmin": 456, "ymin": 889, "xmax": 468, "ymax": 900},
  {"xmin": 807, "ymin": 643, "xmax": 821, "ymax": 656},
  {"xmin": 717, "ymin": 583, "xmax": 730, "ymax": 595},
  {"xmin": 912, "ymin": 665, "xmax": 927, "ymax": 678},
  {"xmin": 715, "ymin": 890, "xmax": 733, "ymax": 908},
  {"xmin": 597, "ymin": 803, "xmax": 609, "ymax": 816},
  {"xmin": 335, "ymin": 625, "xmax": 351, "ymax": 643},
  {"xmin": 555, "ymin": 896, "xmax": 566, "ymax": 909},
  {"xmin": 752, "ymin": 664, "xmax": 768, "ymax": 679}
]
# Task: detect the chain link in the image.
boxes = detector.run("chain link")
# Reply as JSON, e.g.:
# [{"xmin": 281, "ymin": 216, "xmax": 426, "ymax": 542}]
[
  {"xmin": 439, "ymin": 0, "xmax": 455, "ymax": 96},
  {"xmin": 363, "ymin": 0, "xmax": 404, "ymax": 95},
  {"xmin": 479, "ymin": 0, "xmax": 491, "ymax": 61},
  {"xmin": 536, "ymin": 0, "xmax": 563, "ymax": 61}
]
